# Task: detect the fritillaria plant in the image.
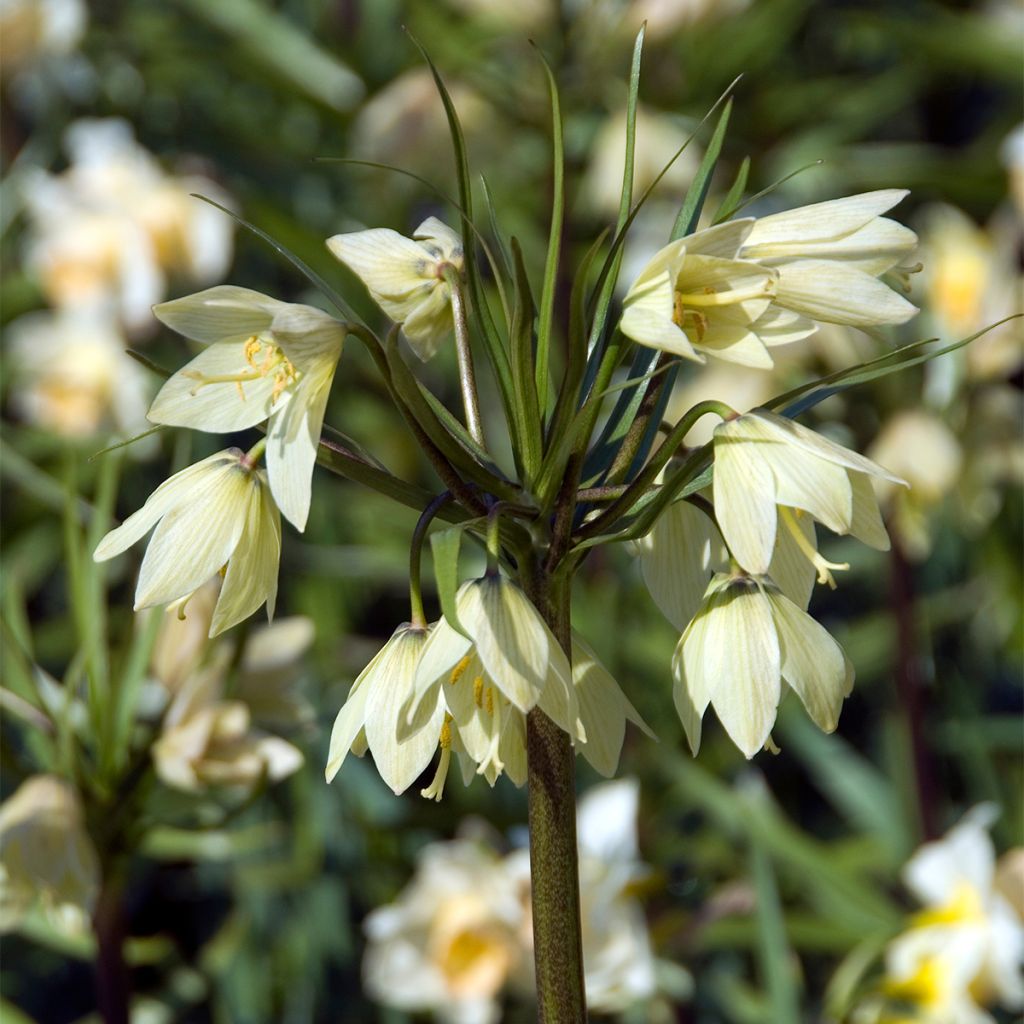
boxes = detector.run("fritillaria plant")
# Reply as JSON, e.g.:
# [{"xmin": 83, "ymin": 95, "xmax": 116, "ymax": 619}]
[{"xmin": 93, "ymin": 32, "xmax": 1001, "ymax": 1021}]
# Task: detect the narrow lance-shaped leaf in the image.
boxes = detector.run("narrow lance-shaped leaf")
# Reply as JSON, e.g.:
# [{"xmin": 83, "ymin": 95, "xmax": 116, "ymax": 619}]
[
  {"xmin": 430, "ymin": 526, "xmax": 470, "ymax": 639},
  {"xmin": 671, "ymin": 97, "xmax": 732, "ymax": 240},
  {"xmin": 712, "ymin": 154, "xmax": 750, "ymax": 224},
  {"xmin": 509, "ymin": 238, "xmax": 543, "ymax": 483}
]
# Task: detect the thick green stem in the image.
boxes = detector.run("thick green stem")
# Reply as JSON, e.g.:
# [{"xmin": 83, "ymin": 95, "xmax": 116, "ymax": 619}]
[{"xmin": 524, "ymin": 570, "xmax": 586, "ymax": 1022}]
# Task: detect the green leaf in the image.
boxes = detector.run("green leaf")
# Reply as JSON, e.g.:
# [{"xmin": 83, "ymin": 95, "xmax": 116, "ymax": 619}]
[
  {"xmin": 431, "ymin": 526, "xmax": 470, "ymax": 639},
  {"xmin": 191, "ymin": 195, "xmax": 364, "ymax": 325},
  {"xmin": 671, "ymin": 97, "xmax": 732, "ymax": 240},
  {"xmin": 88, "ymin": 426, "xmax": 166, "ymax": 462},
  {"xmin": 726, "ymin": 159, "xmax": 825, "ymax": 220},
  {"xmin": 510, "ymin": 238, "xmax": 543, "ymax": 482},
  {"xmin": 712, "ymin": 155, "xmax": 751, "ymax": 224},
  {"xmin": 533, "ymin": 44, "xmax": 565, "ymax": 411}
]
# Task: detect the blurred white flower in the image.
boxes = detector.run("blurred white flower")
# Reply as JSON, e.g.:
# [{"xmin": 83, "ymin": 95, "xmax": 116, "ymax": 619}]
[
  {"xmin": 152, "ymin": 658, "xmax": 303, "ymax": 793},
  {"xmin": 6, "ymin": 307, "xmax": 152, "ymax": 441},
  {"xmin": 93, "ymin": 447, "xmax": 281, "ymax": 637},
  {"xmin": 868, "ymin": 410, "xmax": 963, "ymax": 560},
  {"xmin": 879, "ymin": 806, "xmax": 1024, "ymax": 1023},
  {"xmin": 22, "ymin": 119, "xmax": 233, "ymax": 332},
  {"xmin": 0, "ymin": 0, "xmax": 86, "ymax": 78},
  {"xmin": 583, "ymin": 105, "xmax": 700, "ymax": 218},
  {"xmin": 363, "ymin": 839, "xmax": 525, "ymax": 1024},
  {"xmin": 624, "ymin": 0, "xmax": 751, "ymax": 37},
  {"xmin": 0, "ymin": 775, "xmax": 99, "ymax": 934}
]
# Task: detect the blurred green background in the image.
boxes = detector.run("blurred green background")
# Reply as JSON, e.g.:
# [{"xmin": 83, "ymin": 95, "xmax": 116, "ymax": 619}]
[{"xmin": 1, "ymin": 0, "xmax": 1021, "ymax": 1021}]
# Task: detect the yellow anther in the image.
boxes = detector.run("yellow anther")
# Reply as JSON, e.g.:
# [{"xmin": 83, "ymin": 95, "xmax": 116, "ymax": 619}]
[
  {"xmin": 485, "ymin": 687, "xmax": 494, "ymax": 716},
  {"xmin": 473, "ymin": 675, "xmax": 484, "ymax": 708},
  {"xmin": 449, "ymin": 654, "xmax": 472, "ymax": 685},
  {"xmin": 439, "ymin": 717, "xmax": 452, "ymax": 750},
  {"xmin": 243, "ymin": 335, "xmax": 263, "ymax": 365}
]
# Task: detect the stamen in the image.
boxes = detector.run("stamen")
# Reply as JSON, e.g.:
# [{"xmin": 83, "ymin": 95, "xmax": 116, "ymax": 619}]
[
  {"xmin": 449, "ymin": 654, "xmax": 472, "ymax": 685},
  {"xmin": 473, "ymin": 675, "xmax": 484, "ymax": 708},
  {"xmin": 420, "ymin": 715, "xmax": 455, "ymax": 802},
  {"xmin": 780, "ymin": 505, "xmax": 849, "ymax": 589},
  {"xmin": 485, "ymin": 686, "xmax": 494, "ymax": 717}
]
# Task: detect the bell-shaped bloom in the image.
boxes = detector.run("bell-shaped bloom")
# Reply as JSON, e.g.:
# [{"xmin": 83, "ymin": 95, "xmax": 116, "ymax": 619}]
[
  {"xmin": 673, "ymin": 572, "xmax": 854, "ymax": 758},
  {"xmin": 148, "ymin": 286, "xmax": 346, "ymax": 532},
  {"xmin": 738, "ymin": 189, "xmax": 919, "ymax": 328},
  {"xmin": 93, "ymin": 447, "xmax": 281, "ymax": 637},
  {"xmin": 0, "ymin": 776, "xmax": 99, "ymax": 934},
  {"xmin": 327, "ymin": 216, "xmax": 463, "ymax": 361},
  {"xmin": 620, "ymin": 220, "xmax": 781, "ymax": 367},
  {"xmin": 880, "ymin": 806, "xmax": 1024, "ymax": 1022},
  {"xmin": 326, "ymin": 623, "xmax": 443, "ymax": 795},
  {"xmin": 713, "ymin": 410, "xmax": 906, "ymax": 581}
]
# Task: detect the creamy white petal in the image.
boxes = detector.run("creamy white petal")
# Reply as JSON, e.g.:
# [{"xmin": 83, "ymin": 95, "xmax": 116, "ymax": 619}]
[
  {"xmin": 761, "ymin": 217, "xmax": 918, "ymax": 272},
  {"xmin": 759, "ymin": 443, "xmax": 854, "ymax": 535},
  {"xmin": 768, "ymin": 588, "xmax": 848, "ymax": 732},
  {"xmin": 413, "ymin": 216, "xmax": 463, "ymax": 258},
  {"xmin": 411, "ymin": 614, "xmax": 474, "ymax": 705},
  {"xmin": 497, "ymin": 708, "xmax": 528, "ymax": 787},
  {"xmin": 695, "ymin": 317, "xmax": 774, "ymax": 368},
  {"xmin": 400, "ymin": 282, "xmax": 452, "ymax": 359},
  {"xmin": 751, "ymin": 306, "xmax": 818, "ymax": 347},
  {"xmin": 625, "ymin": 238, "xmax": 688, "ymax": 293},
  {"xmin": 742, "ymin": 190, "xmax": 909, "ymax": 251},
  {"xmin": 153, "ymin": 286, "xmax": 280, "ymax": 344},
  {"xmin": 639, "ymin": 499, "xmax": 717, "ymax": 631},
  {"xmin": 147, "ymin": 341, "xmax": 279, "ymax": 432},
  {"xmin": 364, "ymin": 627, "xmax": 442, "ymax": 795},
  {"xmin": 536, "ymin": 639, "xmax": 584, "ymax": 744},
  {"xmin": 327, "ymin": 228, "xmax": 437, "ymax": 300},
  {"xmin": 94, "ymin": 450, "xmax": 239, "ymax": 561},
  {"xmin": 462, "ymin": 577, "xmax": 549, "ymax": 713},
  {"xmin": 265, "ymin": 363, "xmax": 334, "ymax": 532},
  {"xmin": 210, "ymin": 475, "xmax": 281, "ymax": 636},
  {"xmin": 620, "ymin": 269, "xmax": 701, "ymax": 360},
  {"xmin": 683, "ymin": 219, "xmax": 754, "ymax": 259},
  {"xmin": 768, "ymin": 510, "xmax": 816, "ymax": 610},
  {"xmin": 325, "ymin": 668, "xmax": 376, "ymax": 782},
  {"xmin": 135, "ymin": 463, "xmax": 251, "ymax": 609},
  {"xmin": 708, "ymin": 580, "xmax": 781, "ymax": 758},
  {"xmin": 269, "ymin": 306, "xmax": 346, "ymax": 373},
  {"xmin": 774, "ymin": 259, "xmax": 918, "ymax": 326},
  {"xmin": 672, "ymin": 575, "xmax": 732, "ymax": 754},
  {"xmin": 713, "ymin": 432, "xmax": 778, "ymax": 574},
  {"xmin": 847, "ymin": 471, "xmax": 891, "ymax": 550}
]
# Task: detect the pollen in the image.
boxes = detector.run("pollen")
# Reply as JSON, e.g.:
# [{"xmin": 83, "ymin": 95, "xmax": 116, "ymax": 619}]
[
  {"xmin": 485, "ymin": 686, "xmax": 494, "ymax": 716},
  {"xmin": 473, "ymin": 675, "xmax": 484, "ymax": 708}
]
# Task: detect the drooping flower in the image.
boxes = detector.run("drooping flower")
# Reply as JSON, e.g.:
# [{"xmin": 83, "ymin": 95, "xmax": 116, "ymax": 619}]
[
  {"xmin": 325, "ymin": 623, "xmax": 443, "ymax": 795},
  {"xmin": 93, "ymin": 447, "xmax": 281, "ymax": 637},
  {"xmin": 362, "ymin": 839, "xmax": 525, "ymax": 1024},
  {"xmin": 620, "ymin": 220, "xmax": 781, "ymax": 367},
  {"xmin": 327, "ymin": 217, "xmax": 464, "ymax": 361},
  {"xmin": 879, "ymin": 806, "xmax": 1024, "ymax": 1023},
  {"xmin": 0, "ymin": 0, "xmax": 86, "ymax": 79},
  {"xmin": 148, "ymin": 286, "xmax": 347, "ymax": 531},
  {"xmin": 713, "ymin": 409, "xmax": 906, "ymax": 583},
  {"xmin": 737, "ymin": 189, "xmax": 919, "ymax": 329},
  {"xmin": 673, "ymin": 571, "xmax": 853, "ymax": 757},
  {"xmin": 0, "ymin": 776, "xmax": 99, "ymax": 934}
]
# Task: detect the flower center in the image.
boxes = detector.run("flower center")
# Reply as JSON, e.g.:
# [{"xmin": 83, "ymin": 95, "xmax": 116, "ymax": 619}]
[{"xmin": 185, "ymin": 335, "xmax": 299, "ymax": 402}]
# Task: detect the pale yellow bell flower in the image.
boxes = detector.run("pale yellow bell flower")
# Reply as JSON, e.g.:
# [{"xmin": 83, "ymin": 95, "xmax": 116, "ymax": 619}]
[
  {"xmin": 149, "ymin": 286, "xmax": 346, "ymax": 531},
  {"xmin": 325, "ymin": 623, "xmax": 443, "ymax": 795},
  {"xmin": 738, "ymin": 189, "xmax": 919, "ymax": 329},
  {"xmin": 713, "ymin": 410, "xmax": 906, "ymax": 583},
  {"xmin": 0, "ymin": 0, "xmax": 85, "ymax": 77},
  {"xmin": 673, "ymin": 572, "xmax": 854, "ymax": 758},
  {"xmin": 326, "ymin": 217, "xmax": 464, "ymax": 361},
  {"xmin": 0, "ymin": 776, "xmax": 99, "ymax": 934},
  {"xmin": 93, "ymin": 447, "xmax": 281, "ymax": 637},
  {"xmin": 620, "ymin": 220, "xmax": 781, "ymax": 367}
]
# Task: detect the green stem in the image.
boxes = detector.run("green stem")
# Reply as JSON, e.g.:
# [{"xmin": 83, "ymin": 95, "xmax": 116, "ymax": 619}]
[
  {"xmin": 93, "ymin": 872, "xmax": 129, "ymax": 1024},
  {"xmin": 409, "ymin": 493, "xmax": 452, "ymax": 628},
  {"xmin": 445, "ymin": 270, "xmax": 485, "ymax": 448},
  {"xmin": 523, "ymin": 569, "xmax": 586, "ymax": 1022}
]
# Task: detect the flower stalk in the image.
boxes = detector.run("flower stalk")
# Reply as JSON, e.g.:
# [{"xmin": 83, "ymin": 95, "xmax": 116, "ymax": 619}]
[{"xmin": 444, "ymin": 267, "xmax": 485, "ymax": 447}]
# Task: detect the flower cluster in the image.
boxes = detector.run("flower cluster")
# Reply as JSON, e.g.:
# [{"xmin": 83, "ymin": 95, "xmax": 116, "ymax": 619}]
[{"xmin": 362, "ymin": 780, "xmax": 660, "ymax": 1022}]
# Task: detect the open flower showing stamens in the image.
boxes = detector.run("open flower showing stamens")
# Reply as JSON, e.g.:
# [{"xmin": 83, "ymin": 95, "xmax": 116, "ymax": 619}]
[
  {"xmin": 93, "ymin": 447, "xmax": 281, "ymax": 637},
  {"xmin": 149, "ymin": 286, "xmax": 346, "ymax": 532},
  {"xmin": 325, "ymin": 623, "xmax": 441, "ymax": 795},
  {"xmin": 673, "ymin": 572, "xmax": 854, "ymax": 758},
  {"xmin": 738, "ymin": 189, "xmax": 919, "ymax": 328},
  {"xmin": 620, "ymin": 220, "xmax": 779, "ymax": 367},
  {"xmin": 713, "ymin": 409, "xmax": 906, "ymax": 582},
  {"xmin": 326, "ymin": 216, "xmax": 463, "ymax": 361}
]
